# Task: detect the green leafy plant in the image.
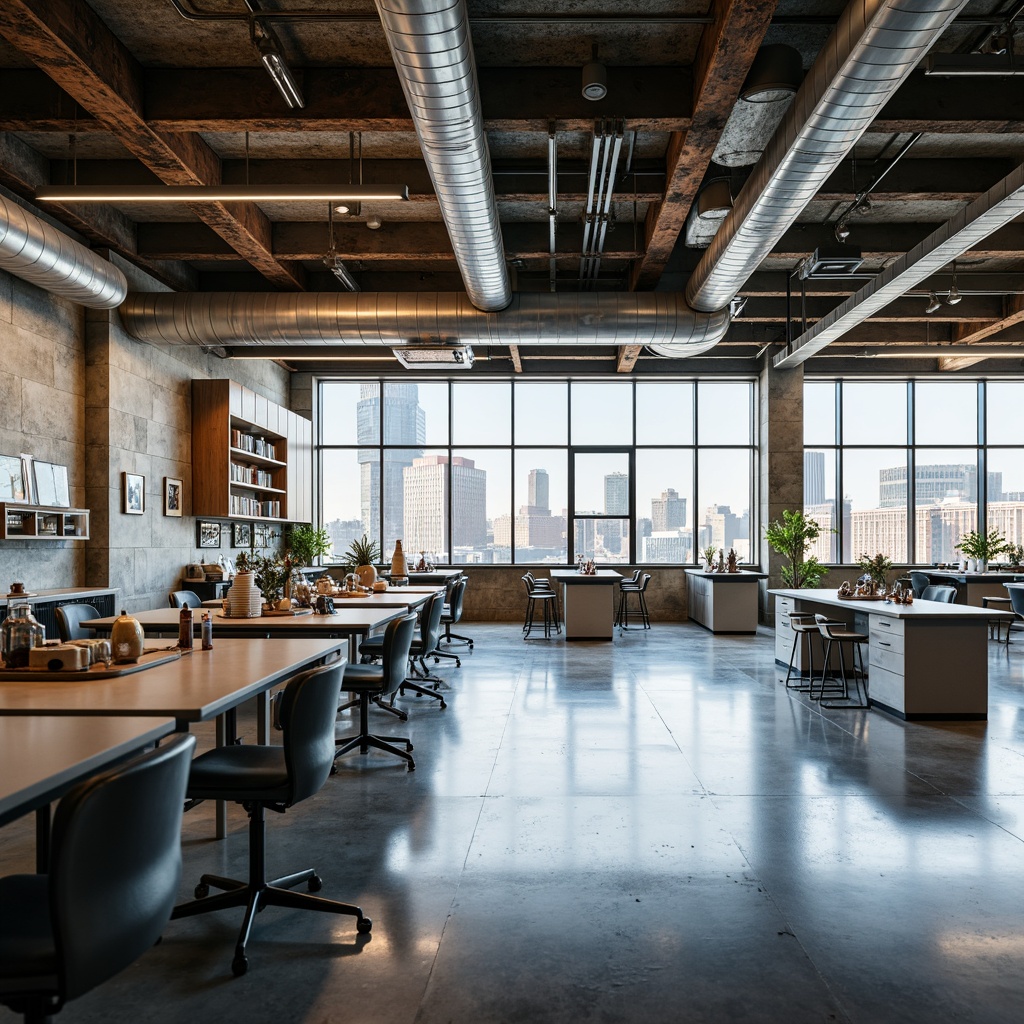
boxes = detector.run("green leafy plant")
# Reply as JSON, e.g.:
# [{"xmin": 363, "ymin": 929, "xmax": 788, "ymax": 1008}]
[
  {"xmin": 287, "ymin": 524, "xmax": 332, "ymax": 568},
  {"xmin": 701, "ymin": 544, "xmax": 718, "ymax": 566},
  {"xmin": 857, "ymin": 552, "xmax": 893, "ymax": 589},
  {"xmin": 235, "ymin": 551, "xmax": 290, "ymax": 604},
  {"xmin": 764, "ymin": 510, "xmax": 830, "ymax": 589},
  {"xmin": 1005, "ymin": 542, "xmax": 1024, "ymax": 569},
  {"xmin": 343, "ymin": 533, "xmax": 381, "ymax": 570},
  {"xmin": 955, "ymin": 529, "xmax": 1007, "ymax": 561}
]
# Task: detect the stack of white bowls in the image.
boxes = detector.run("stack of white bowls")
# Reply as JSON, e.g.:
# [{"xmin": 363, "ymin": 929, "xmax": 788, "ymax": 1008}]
[{"xmin": 229, "ymin": 572, "xmax": 254, "ymax": 618}]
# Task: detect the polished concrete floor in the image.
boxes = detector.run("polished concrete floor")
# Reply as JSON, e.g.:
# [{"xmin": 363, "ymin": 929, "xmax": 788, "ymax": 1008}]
[{"xmin": 3, "ymin": 621, "xmax": 1024, "ymax": 1023}]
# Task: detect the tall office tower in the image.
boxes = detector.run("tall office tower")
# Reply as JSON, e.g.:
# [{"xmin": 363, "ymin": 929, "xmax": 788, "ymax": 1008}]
[
  {"xmin": 651, "ymin": 488, "xmax": 686, "ymax": 532},
  {"xmin": 879, "ymin": 463, "xmax": 981, "ymax": 508},
  {"xmin": 528, "ymin": 468, "xmax": 550, "ymax": 512},
  {"xmin": 403, "ymin": 455, "xmax": 486, "ymax": 558},
  {"xmin": 804, "ymin": 451, "xmax": 826, "ymax": 507},
  {"xmin": 604, "ymin": 472, "xmax": 629, "ymax": 514},
  {"xmin": 356, "ymin": 383, "xmax": 425, "ymax": 544}
]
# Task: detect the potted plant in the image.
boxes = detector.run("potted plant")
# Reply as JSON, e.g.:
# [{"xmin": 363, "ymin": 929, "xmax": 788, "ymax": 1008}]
[
  {"xmin": 287, "ymin": 524, "xmax": 332, "ymax": 568},
  {"xmin": 236, "ymin": 552, "xmax": 289, "ymax": 607},
  {"xmin": 1005, "ymin": 542, "xmax": 1024, "ymax": 571},
  {"xmin": 701, "ymin": 544, "xmax": 718, "ymax": 571},
  {"xmin": 343, "ymin": 533, "xmax": 381, "ymax": 588},
  {"xmin": 857, "ymin": 552, "xmax": 893, "ymax": 595},
  {"xmin": 956, "ymin": 529, "xmax": 1007, "ymax": 573},
  {"xmin": 764, "ymin": 510, "xmax": 830, "ymax": 589}
]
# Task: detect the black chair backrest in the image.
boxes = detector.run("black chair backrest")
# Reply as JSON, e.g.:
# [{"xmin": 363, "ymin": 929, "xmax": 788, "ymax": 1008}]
[
  {"xmin": 638, "ymin": 573, "xmax": 652, "ymax": 593},
  {"xmin": 168, "ymin": 590, "xmax": 201, "ymax": 609},
  {"xmin": 446, "ymin": 577, "xmax": 467, "ymax": 622},
  {"xmin": 418, "ymin": 590, "xmax": 445, "ymax": 652},
  {"xmin": 50, "ymin": 733, "xmax": 195, "ymax": 1002},
  {"xmin": 278, "ymin": 661, "xmax": 345, "ymax": 806},
  {"xmin": 1008, "ymin": 587, "xmax": 1024, "ymax": 617},
  {"xmin": 382, "ymin": 613, "xmax": 417, "ymax": 700},
  {"xmin": 622, "ymin": 568, "xmax": 642, "ymax": 587},
  {"xmin": 55, "ymin": 603, "xmax": 100, "ymax": 642},
  {"xmin": 921, "ymin": 585, "xmax": 957, "ymax": 604},
  {"xmin": 909, "ymin": 571, "xmax": 930, "ymax": 598}
]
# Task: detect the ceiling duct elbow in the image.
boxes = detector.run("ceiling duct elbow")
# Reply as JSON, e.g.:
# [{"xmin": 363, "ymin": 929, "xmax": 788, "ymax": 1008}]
[
  {"xmin": 0, "ymin": 195, "xmax": 127, "ymax": 309},
  {"xmin": 684, "ymin": 179, "xmax": 733, "ymax": 249},
  {"xmin": 374, "ymin": 0, "xmax": 510, "ymax": 312}
]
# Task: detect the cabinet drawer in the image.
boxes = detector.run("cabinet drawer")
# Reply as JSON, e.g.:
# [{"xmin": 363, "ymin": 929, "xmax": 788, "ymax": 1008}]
[
  {"xmin": 776, "ymin": 596, "xmax": 794, "ymax": 616},
  {"xmin": 870, "ymin": 643, "xmax": 905, "ymax": 675},
  {"xmin": 870, "ymin": 628, "xmax": 904, "ymax": 656},
  {"xmin": 870, "ymin": 615, "xmax": 904, "ymax": 637},
  {"xmin": 867, "ymin": 663, "xmax": 905, "ymax": 712}
]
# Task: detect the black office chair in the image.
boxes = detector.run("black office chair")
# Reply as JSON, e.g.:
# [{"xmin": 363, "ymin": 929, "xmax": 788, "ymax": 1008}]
[
  {"xmin": 173, "ymin": 662, "xmax": 370, "ymax": 976},
  {"xmin": 398, "ymin": 591, "xmax": 448, "ymax": 705},
  {"xmin": 617, "ymin": 573, "xmax": 652, "ymax": 629},
  {"xmin": 438, "ymin": 575, "xmax": 473, "ymax": 658},
  {"xmin": 0, "ymin": 734, "xmax": 195, "ymax": 1023},
  {"xmin": 55, "ymin": 603, "xmax": 100, "ymax": 642},
  {"xmin": 908, "ymin": 571, "xmax": 931, "ymax": 599},
  {"xmin": 168, "ymin": 590, "xmax": 201, "ymax": 609},
  {"xmin": 335, "ymin": 614, "xmax": 418, "ymax": 771},
  {"xmin": 921, "ymin": 585, "xmax": 958, "ymax": 604}
]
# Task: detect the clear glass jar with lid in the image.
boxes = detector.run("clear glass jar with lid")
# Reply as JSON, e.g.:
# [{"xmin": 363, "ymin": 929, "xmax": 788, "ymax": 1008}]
[{"xmin": 1, "ymin": 602, "xmax": 45, "ymax": 668}]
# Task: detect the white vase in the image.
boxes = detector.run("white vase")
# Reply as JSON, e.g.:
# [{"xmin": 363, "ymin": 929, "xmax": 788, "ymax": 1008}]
[
  {"xmin": 249, "ymin": 587, "xmax": 263, "ymax": 617},
  {"xmin": 979, "ymin": 558, "xmax": 988, "ymax": 574},
  {"xmin": 967, "ymin": 558, "xmax": 978, "ymax": 573}
]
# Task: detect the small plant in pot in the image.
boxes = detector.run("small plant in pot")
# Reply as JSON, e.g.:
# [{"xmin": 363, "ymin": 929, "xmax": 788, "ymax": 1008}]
[
  {"xmin": 956, "ymin": 529, "xmax": 1006, "ymax": 573},
  {"xmin": 764, "ymin": 510, "xmax": 830, "ymax": 589},
  {"xmin": 287, "ymin": 524, "xmax": 332, "ymax": 569},
  {"xmin": 344, "ymin": 534, "xmax": 381, "ymax": 588},
  {"xmin": 857, "ymin": 552, "xmax": 893, "ymax": 595},
  {"xmin": 701, "ymin": 544, "xmax": 718, "ymax": 571},
  {"xmin": 1005, "ymin": 542, "xmax": 1024, "ymax": 571}
]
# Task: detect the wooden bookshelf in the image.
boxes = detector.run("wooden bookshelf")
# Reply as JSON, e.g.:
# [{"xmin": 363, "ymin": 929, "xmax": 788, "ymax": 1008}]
[{"xmin": 191, "ymin": 380, "xmax": 312, "ymax": 523}]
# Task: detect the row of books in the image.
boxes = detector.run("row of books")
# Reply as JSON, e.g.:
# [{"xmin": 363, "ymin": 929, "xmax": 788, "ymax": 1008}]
[
  {"xmin": 230, "ymin": 463, "xmax": 276, "ymax": 488},
  {"xmin": 230, "ymin": 429, "xmax": 278, "ymax": 461},
  {"xmin": 230, "ymin": 494, "xmax": 282, "ymax": 518}
]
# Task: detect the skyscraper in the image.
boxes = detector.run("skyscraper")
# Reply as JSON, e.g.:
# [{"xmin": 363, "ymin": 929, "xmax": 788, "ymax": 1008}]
[
  {"xmin": 804, "ymin": 451, "xmax": 826, "ymax": 507},
  {"xmin": 528, "ymin": 468, "xmax": 549, "ymax": 512},
  {"xmin": 403, "ymin": 455, "xmax": 486, "ymax": 558},
  {"xmin": 651, "ymin": 488, "xmax": 686, "ymax": 532},
  {"xmin": 356, "ymin": 383, "xmax": 425, "ymax": 545},
  {"xmin": 604, "ymin": 472, "xmax": 628, "ymax": 515}
]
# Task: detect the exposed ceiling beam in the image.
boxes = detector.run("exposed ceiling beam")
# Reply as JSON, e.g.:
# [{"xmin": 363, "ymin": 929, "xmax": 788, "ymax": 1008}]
[
  {"xmin": 0, "ymin": 0, "xmax": 304, "ymax": 290},
  {"xmin": 629, "ymin": 0, "xmax": 778, "ymax": 290},
  {"xmin": 617, "ymin": 345, "xmax": 643, "ymax": 372},
  {"xmin": 508, "ymin": 345, "xmax": 523, "ymax": 373},
  {"xmin": 874, "ymin": 71, "xmax": 1024, "ymax": 134},
  {"xmin": 938, "ymin": 296, "xmax": 1024, "ymax": 370}
]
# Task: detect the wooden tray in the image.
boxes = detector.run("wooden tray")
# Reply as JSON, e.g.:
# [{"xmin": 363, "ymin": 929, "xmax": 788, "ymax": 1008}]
[
  {"xmin": 837, "ymin": 593, "xmax": 886, "ymax": 601},
  {"xmin": 217, "ymin": 608, "xmax": 314, "ymax": 619},
  {"xmin": 0, "ymin": 647, "xmax": 182, "ymax": 681}
]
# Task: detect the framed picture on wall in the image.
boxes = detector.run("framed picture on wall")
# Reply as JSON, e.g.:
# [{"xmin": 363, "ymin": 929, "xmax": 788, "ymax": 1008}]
[
  {"xmin": 232, "ymin": 522, "xmax": 252, "ymax": 548},
  {"xmin": 122, "ymin": 472, "xmax": 145, "ymax": 515},
  {"xmin": 164, "ymin": 477, "xmax": 183, "ymax": 517},
  {"xmin": 33, "ymin": 462, "xmax": 70, "ymax": 508},
  {"xmin": 197, "ymin": 520, "xmax": 221, "ymax": 548},
  {"xmin": 0, "ymin": 455, "xmax": 26, "ymax": 501},
  {"xmin": 254, "ymin": 524, "xmax": 274, "ymax": 548}
]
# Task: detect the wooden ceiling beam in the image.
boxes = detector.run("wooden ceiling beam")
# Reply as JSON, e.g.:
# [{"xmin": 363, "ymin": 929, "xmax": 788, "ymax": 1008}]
[
  {"xmin": 875, "ymin": 71, "xmax": 1024, "ymax": 134},
  {"xmin": 938, "ymin": 296, "xmax": 1024, "ymax": 371},
  {"xmin": 616, "ymin": 346, "xmax": 643, "ymax": 372},
  {"xmin": 628, "ymin": 0, "xmax": 779, "ymax": 292},
  {"xmin": 0, "ymin": 0, "xmax": 304, "ymax": 290}
]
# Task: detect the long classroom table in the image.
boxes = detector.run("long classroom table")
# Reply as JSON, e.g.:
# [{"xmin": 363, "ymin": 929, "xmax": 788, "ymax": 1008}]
[{"xmin": 772, "ymin": 588, "xmax": 1012, "ymax": 719}]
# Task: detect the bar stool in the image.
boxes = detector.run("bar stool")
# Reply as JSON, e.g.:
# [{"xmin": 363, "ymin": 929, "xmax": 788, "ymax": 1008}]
[
  {"xmin": 524, "ymin": 572, "xmax": 561, "ymax": 630},
  {"xmin": 812, "ymin": 614, "xmax": 869, "ymax": 709},
  {"xmin": 522, "ymin": 575, "xmax": 559, "ymax": 639},
  {"xmin": 783, "ymin": 612, "xmax": 826, "ymax": 691},
  {"xmin": 616, "ymin": 573, "xmax": 651, "ymax": 630},
  {"xmin": 982, "ymin": 595, "xmax": 1012, "ymax": 644}
]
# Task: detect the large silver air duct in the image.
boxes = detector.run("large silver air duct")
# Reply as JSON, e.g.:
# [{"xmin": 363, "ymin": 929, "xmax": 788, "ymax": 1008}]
[
  {"xmin": 646, "ymin": 0, "xmax": 968, "ymax": 358},
  {"xmin": 374, "ymin": 0, "xmax": 511, "ymax": 311},
  {"xmin": 0, "ymin": 194, "xmax": 127, "ymax": 309},
  {"xmin": 119, "ymin": 292, "xmax": 730, "ymax": 353}
]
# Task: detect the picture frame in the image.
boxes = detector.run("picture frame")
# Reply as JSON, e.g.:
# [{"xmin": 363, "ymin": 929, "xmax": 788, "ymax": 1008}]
[
  {"xmin": 32, "ymin": 461, "xmax": 70, "ymax": 508},
  {"xmin": 232, "ymin": 522, "xmax": 252, "ymax": 548},
  {"xmin": 254, "ymin": 523, "xmax": 273, "ymax": 549},
  {"xmin": 197, "ymin": 520, "xmax": 222, "ymax": 548},
  {"xmin": 0, "ymin": 454, "xmax": 26, "ymax": 502},
  {"xmin": 122, "ymin": 472, "xmax": 145, "ymax": 515},
  {"xmin": 163, "ymin": 477, "xmax": 183, "ymax": 517}
]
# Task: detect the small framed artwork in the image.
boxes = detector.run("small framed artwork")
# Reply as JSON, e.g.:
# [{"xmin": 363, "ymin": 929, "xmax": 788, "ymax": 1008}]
[
  {"xmin": 232, "ymin": 522, "xmax": 252, "ymax": 548},
  {"xmin": 0, "ymin": 454, "xmax": 26, "ymax": 501},
  {"xmin": 254, "ymin": 524, "xmax": 273, "ymax": 548},
  {"xmin": 122, "ymin": 472, "xmax": 145, "ymax": 515},
  {"xmin": 197, "ymin": 520, "xmax": 222, "ymax": 548},
  {"xmin": 164, "ymin": 477, "xmax": 183, "ymax": 517},
  {"xmin": 33, "ymin": 462, "xmax": 70, "ymax": 508}
]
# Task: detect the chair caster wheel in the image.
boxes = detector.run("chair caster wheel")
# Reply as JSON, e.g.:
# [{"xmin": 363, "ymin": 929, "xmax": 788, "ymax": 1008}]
[
  {"xmin": 439, "ymin": 699, "xmax": 447, "ymax": 709},
  {"xmin": 232, "ymin": 954, "xmax": 248, "ymax": 977},
  {"xmin": 357, "ymin": 916, "xmax": 372, "ymax": 934},
  {"xmin": 330, "ymin": 762, "xmax": 339, "ymax": 775},
  {"xmin": 455, "ymin": 657, "xmax": 461, "ymax": 667},
  {"xmin": 308, "ymin": 874, "xmax": 322, "ymax": 893},
  {"xmin": 406, "ymin": 741, "xmax": 414, "ymax": 751},
  {"xmin": 194, "ymin": 882, "xmax": 210, "ymax": 899}
]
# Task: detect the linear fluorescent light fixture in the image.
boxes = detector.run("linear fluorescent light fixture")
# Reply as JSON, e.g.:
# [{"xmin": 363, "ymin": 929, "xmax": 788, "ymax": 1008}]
[
  {"xmin": 393, "ymin": 345, "xmax": 475, "ymax": 370},
  {"xmin": 924, "ymin": 54, "xmax": 1024, "ymax": 76},
  {"xmin": 35, "ymin": 184, "xmax": 410, "ymax": 203},
  {"xmin": 257, "ymin": 40, "xmax": 304, "ymax": 108},
  {"xmin": 322, "ymin": 254, "xmax": 360, "ymax": 292}
]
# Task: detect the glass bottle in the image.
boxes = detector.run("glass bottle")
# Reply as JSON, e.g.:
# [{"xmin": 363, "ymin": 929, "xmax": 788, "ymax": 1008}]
[
  {"xmin": 1, "ymin": 602, "xmax": 45, "ymax": 668},
  {"xmin": 391, "ymin": 539, "xmax": 408, "ymax": 585}
]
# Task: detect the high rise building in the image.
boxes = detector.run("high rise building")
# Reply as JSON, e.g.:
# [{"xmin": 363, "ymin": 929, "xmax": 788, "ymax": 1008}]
[
  {"xmin": 651, "ymin": 488, "xmax": 686, "ymax": 532},
  {"xmin": 604, "ymin": 472, "xmax": 628, "ymax": 514},
  {"xmin": 804, "ymin": 451, "xmax": 826, "ymax": 507},
  {"xmin": 528, "ymin": 468, "xmax": 549, "ymax": 512},
  {"xmin": 878, "ymin": 464, "xmax": 1003, "ymax": 508},
  {"xmin": 403, "ymin": 455, "xmax": 486, "ymax": 558},
  {"xmin": 356, "ymin": 383, "xmax": 425, "ymax": 546}
]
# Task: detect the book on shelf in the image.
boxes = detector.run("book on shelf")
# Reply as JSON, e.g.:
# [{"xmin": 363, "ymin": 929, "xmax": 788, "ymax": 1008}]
[{"xmin": 231, "ymin": 429, "xmax": 277, "ymax": 461}]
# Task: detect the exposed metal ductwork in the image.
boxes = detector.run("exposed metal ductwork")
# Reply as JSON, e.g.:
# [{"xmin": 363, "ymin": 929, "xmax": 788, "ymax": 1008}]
[
  {"xmin": 118, "ymin": 291, "xmax": 731, "ymax": 354},
  {"xmin": 374, "ymin": 0, "xmax": 511, "ymax": 311},
  {"xmin": 684, "ymin": 0, "xmax": 968, "ymax": 315},
  {"xmin": 0, "ymin": 194, "xmax": 127, "ymax": 309}
]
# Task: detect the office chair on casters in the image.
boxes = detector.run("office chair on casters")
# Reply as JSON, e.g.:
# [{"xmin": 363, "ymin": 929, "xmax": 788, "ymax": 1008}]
[
  {"xmin": 0, "ymin": 734, "xmax": 195, "ymax": 1023},
  {"xmin": 920, "ymin": 585, "xmax": 958, "ymax": 604},
  {"xmin": 55, "ymin": 603, "xmax": 100, "ymax": 642},
  {"xmin": 168, "ymin": 590, "xmax": 201, "ymax": 609},
  {"xmin": 437, "ymin": 576, "xmax": 472, "ymax": 662},
  {"xmin": 173, "ymin": 662, "xmax": 372, "ymax": 976},
  {"xmin": 399, "ymin": 591, "xmax": 448, "ymax": 705},
  {"xmin": 335, "ymin": 614, "xmax": 418, "ymax": 771}
]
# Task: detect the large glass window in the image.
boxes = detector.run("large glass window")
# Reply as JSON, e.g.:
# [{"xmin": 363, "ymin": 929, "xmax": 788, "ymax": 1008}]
[
  {"xmin": 805, "ymin": 379, "xmax": 1021, "ymax": 565},
  {"xmin": 318, "ymin": 377, "xmax": 757, "ymax": 565}
]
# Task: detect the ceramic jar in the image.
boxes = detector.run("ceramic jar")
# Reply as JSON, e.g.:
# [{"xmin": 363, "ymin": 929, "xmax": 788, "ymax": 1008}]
[
  {"xmin": 391, "ymin": 539, "xmax": 409, "ymax": 584},
  {"xmin": 110, "ymin": 609, "xmax": 145, "ymax": 664}
]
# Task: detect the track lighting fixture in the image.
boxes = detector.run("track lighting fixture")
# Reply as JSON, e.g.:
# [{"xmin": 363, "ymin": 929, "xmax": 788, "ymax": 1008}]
[
  {"xmin": 835, "ymin": 220, "xmax": 850, "ymax": 242},
  {"xmin": 925, "ymin": 291, "xmax": 942, "ymax": 314},
  {"xmin": 366, "ymin": 215, "xmax": 383, "ymax": 230},
  {"xmin": 322, "ymin": 204, "xmax": 360, "ymax": 291},
  {"xmin": 251, "ymin": 21, "xmax": 304, "ymax": 109},
  {"xmin": 946, "ymin": 261, "xmax": 962, "ymax": 304},
  {"xmin": 582, "ymin": 44, "xmax": 608, "ymax": 101}
]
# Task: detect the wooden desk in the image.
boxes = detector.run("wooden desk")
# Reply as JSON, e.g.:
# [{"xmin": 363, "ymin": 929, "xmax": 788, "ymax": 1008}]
[
  {"xmin": 771, "ymin": 588, "xmax": 1012, "ymax": 720},
  {"xmin": 550, "ymin": 569, "xmax": 623, "ymax": 640},
  {"xmin": 0, "ymin": 715, "xmax": 176, "ymax": 869}
]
